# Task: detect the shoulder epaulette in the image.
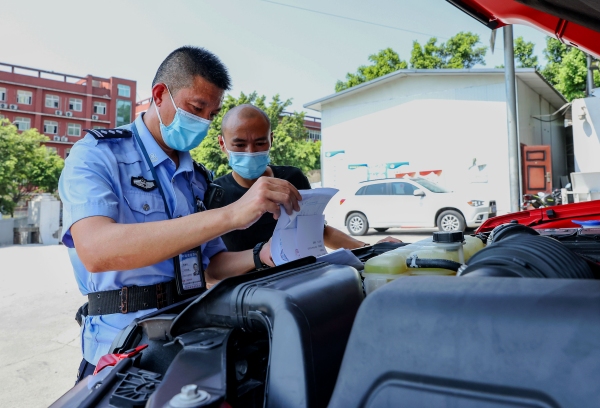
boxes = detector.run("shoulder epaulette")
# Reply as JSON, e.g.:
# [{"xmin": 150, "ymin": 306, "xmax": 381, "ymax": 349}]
[
  {"xmin": 84, "ymin": 128, "xmax": 132, "ymax": 140},
  {"xmin": 193, "ymin": 161, "xmax": 214, "ymax": 182}
]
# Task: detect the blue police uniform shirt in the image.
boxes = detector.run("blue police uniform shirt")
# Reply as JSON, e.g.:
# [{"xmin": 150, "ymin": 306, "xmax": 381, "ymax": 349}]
[{"xmin": 59, "ymin": 113, "xmax": 227, "ymax": 365}]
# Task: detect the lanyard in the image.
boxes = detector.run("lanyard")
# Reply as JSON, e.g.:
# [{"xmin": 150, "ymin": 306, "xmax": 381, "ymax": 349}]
[{"xmin": 131, "ymin": 123, "xmax": 205, "ymax": 294}]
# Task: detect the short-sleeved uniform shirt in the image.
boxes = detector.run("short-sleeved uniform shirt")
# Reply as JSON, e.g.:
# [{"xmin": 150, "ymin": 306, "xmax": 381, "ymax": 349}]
[
  {"xmin": 59, "ymin": 113, "xmax": 227, "ymax": 365},
  {"xmin": 213, "ymin": 166, "xmax": 311, "ymax": 251}
]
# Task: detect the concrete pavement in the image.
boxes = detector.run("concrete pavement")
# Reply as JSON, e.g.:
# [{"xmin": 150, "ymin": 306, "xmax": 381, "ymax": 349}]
[{"xmin": 0, "ymin": 244, "xmax": 85, "ymax": 408}]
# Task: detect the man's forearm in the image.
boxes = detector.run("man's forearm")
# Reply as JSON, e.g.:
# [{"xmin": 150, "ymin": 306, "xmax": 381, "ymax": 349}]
[
  {"xmin": 72, "ymin": 206, "xmax": 236, "ymax": 272},
  {"xmin": 323, "ymin": 225, "xmax": 366, "ymax": 250},
  {"xmin": 204, "ymin": 250, "xmax": 255, "ymax": 286}
]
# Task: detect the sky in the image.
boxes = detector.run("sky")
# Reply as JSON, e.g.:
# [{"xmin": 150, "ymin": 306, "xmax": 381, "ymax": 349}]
[{"xmin": 1, "ymin": 0, "xmax": 550, "ymax": 115}]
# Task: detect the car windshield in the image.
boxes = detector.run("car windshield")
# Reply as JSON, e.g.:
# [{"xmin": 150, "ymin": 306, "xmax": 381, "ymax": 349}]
[{"xmin": 412, "ymin": 178, "xmax": 450, "ymax": 193}]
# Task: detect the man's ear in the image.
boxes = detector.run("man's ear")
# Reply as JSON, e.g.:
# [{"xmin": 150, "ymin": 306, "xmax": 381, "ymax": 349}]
[
  {"xmin": 218, "ymin": 135, "xmax": 228, "ymax": 155},
  {"xmin": 269, "ymin": 132, "xmax": 274, "ymax": 147},
  {"xmin": 151, "ymin": 83, "xmax": 168, "ymax": 107}
]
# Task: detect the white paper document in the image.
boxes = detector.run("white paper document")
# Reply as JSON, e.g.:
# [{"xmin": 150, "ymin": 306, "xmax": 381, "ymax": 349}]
[{"xmin": 270, "ymin": 188, "xmax": 338, "ymax": 265}]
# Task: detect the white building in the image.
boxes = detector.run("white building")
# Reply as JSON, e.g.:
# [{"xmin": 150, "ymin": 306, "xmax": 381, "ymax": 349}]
[{"xmin": 304, "ymin": 68, "xmax": 568, "ymax": 215}]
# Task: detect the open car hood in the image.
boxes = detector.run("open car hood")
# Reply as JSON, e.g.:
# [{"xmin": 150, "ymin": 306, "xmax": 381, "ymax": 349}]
[
  {"xmin": 447, "ymin": 0, "xmax": 600, "ymax": 59},
  {"xmin": 475, "ymin": 201, "xmax": 600, "ymax": 233}
]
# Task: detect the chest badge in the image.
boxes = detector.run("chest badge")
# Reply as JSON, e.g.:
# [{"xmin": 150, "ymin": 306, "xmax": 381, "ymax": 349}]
[{"xmin": 131, "ymin": 176, "xmax": 157, "ymax": 192}]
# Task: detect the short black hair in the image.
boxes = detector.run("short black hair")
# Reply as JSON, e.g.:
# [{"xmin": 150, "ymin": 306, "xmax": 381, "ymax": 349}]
[{"xmin": 152, "ymin": 46, "xmax": 231, "ymax": 94}]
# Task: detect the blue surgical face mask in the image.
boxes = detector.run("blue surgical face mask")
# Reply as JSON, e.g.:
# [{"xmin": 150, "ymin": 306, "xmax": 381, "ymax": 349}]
[
  {"xmin": 154, "ymin": 86, "xmax": 212, "ymax": 152},
  {"xmin": 223, "ymin": 140, "xmax": 271, "ymax": 180}
]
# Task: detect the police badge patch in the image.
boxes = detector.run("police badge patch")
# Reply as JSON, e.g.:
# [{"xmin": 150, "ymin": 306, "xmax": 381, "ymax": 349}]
[{"xmin": 131, "ymin": 176, "xmax": 157, "ymax": 192}]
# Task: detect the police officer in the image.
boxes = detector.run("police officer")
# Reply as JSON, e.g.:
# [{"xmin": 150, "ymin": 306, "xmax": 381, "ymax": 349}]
[{"xmin": 59, "ymin": 46, "xmax": 301, "ymax": 382}]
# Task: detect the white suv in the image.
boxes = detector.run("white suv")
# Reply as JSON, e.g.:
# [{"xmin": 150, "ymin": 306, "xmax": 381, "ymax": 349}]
[{"xmin": 339, "ymin": 178, "xmax": 496, "ymax": 235}]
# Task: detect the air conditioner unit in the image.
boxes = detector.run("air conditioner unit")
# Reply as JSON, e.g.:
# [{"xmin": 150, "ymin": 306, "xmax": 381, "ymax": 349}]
[
  {"xmin": 61, "ymin": 136, "xmax": 68, "ymax": 142},
  {"xmin": 0, "ymin": 103, "xmax": 7, "ymax": 109},
  {"xmin": 9, "ymin": 104, "xmax": 18, "ymax": 110},
  {"xmin": 55, "ymin": 110, "xmax": 62, "ymax": 116},
  {"xmin": 91, "ymin": 114, "xmax": 99, "ymax": 120},
  {"xmin": 65, "ymin": 111, "xmax": 73, "ymax": 117},
  {"xmin": 53, "ymin": 135, "xmax": 61, "ymax": 141}
]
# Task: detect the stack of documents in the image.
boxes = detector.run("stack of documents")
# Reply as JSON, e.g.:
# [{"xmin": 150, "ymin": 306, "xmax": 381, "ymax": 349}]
[{"xmin": 270, "ymin": 188, "xmax": 363, "ymax": 269}]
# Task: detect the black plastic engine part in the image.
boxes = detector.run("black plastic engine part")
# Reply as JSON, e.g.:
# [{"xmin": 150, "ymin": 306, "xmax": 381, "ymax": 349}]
[
  {"xmin": 433, "ymin": 231, "xmax": 464, "ymax": 243},
  {"xmin": 487, "ymin": 223, "xmax": 539, "ymax": 244},
  {"xmin": 460, "ymin": 235, "xmax": 594, "ymax": 279},
  {"xmin": 327, "ymin": 276, "xmax": 600, "ymax": 408},
  {"xmin": 110, "ymin": 370, "xmax": 162, "ymax": 408},
  {"xmin": 406, "ymin": 257, "xmax": 463, "ymax": 271},
  {"xmin": 148, "ymin": 261, "xmax": 364, "ymax": 408}
]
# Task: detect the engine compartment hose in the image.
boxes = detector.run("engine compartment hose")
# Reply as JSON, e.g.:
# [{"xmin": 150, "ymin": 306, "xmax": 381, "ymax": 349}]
[
  {"xmin": 460, "ymin": 235, "xmax": 593, "ymax": 279},
  {"xmin": 406, "ymin": 256, "xmax": 463, "ymax": 272}
]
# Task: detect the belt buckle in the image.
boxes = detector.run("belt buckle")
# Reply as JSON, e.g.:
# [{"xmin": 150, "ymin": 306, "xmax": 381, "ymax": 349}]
[
  {"xmin": 119, "ymin": 287, "xmax": 128, "ymax": 314},
  {"xmin": 156, "ymin": 283, "xmax": 167, "ymax": 309}
]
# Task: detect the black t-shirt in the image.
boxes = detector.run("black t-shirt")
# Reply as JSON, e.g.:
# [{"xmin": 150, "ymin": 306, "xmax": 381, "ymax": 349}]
[{"xmin": 213, "ymin": 166, "xmax": 312, "ymax": 251}]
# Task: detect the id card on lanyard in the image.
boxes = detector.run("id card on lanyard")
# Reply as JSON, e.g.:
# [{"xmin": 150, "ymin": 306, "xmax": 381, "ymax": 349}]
[{"xmin": 132, "ymin": 123, "xmax": 206, "ymax": 296}]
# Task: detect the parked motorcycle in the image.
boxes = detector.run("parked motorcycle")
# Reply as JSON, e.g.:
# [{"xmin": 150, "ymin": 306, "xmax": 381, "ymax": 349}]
[{"xmin": 521, "ymin": 188, "xmax": 562, "ymax": 209}]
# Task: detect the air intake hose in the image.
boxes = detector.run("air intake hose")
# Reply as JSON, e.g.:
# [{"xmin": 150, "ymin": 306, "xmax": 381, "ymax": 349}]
[{"xmin": 459, "ymin": 235, "xmax": 593, "ymax": 279}]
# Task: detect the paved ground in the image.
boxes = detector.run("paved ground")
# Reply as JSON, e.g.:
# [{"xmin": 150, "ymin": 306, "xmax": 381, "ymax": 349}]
[
  {"xmin": 0, "ymin": 228, "xmax": 434, "ymax": 407},
  {"xmin": 0, "ymin": 244, "xmax": 85, "ymax": 408}
]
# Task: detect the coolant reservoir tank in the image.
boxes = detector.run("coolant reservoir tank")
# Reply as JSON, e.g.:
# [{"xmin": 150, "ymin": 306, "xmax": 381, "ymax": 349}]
[
  {"xmin": 463, "ymin": 235, "xmax": 485, "ymax": 261},
  {"xmin": 408, "ymin": 231, "xmax": 465, "ymax": 275}
]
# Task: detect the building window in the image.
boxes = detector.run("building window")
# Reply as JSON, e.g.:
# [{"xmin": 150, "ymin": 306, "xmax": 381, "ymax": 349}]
[
  {"xmin": 14, "ymin": 117, "xmax": 31, "ymax": 130},
  {"xmin": 69, "ymin": 98, "xmax": 83, "ymax": 111},
  {"xmin": 45, "ymin": 95, "xmax": 60, "ymax": 108},
  {"xmin": 67, "ymin": 123, "xmax": 81, "ymax": 137},
  {"xmin": 46, "ymin": 146, "xmax": 58, "ymax": 153},
  {"xmin": 116, "ymin": 100, "xmax": 132, "ymax": 127},
  {"xmin": 44, "ymin": 120, "xmax": 58, "ymax": 134},
  {"xmin": 93, "ymin": 126, "xmax": 105, "ymax": 129},
  {"xmin": 17, "ymin": 90, "xmax": 33, "ymax": 105},
  {"xmin": 65, "ymin": 148, "xmax": 71, "ymax": 158},
  {"xmin": 307, "ymin": 129, "xmax": 321, "ymax": 142},
  {"xmin": 0, "ymin": 88, "xmax": 6, "ymax": 101},
  {"xmin": 117, "ymin": 84, "xmax": 131, "ymax": 97},
  {"xmin": 93, "ymin": 102, "xmax": 107, "ymax": 115}
]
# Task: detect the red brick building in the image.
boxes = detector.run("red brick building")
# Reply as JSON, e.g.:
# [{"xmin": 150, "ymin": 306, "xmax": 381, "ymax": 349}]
[{"xmin": 0, "ymin": 62, "xmax": 136, "ymax": 158}]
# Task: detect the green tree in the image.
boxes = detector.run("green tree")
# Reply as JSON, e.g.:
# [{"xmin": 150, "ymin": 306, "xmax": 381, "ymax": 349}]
[
  {"xmin": 540, "ymin": 37, "xmax": 600, "ymax": 101},
  {"xmin": 0, "ymin": 120, "xmax": 64, "ymax": 216},
  {"xmin": 335, "ymin": 48, "xmax": 408, "ymax": 92},
  {"xmin": 191, "ymin": 92, "xmax": 320, "ymax": 177},
  {"xmin": 410, "ymin": 31, "xmax": 487, "ymax": 69},
  {"xmin": 495, "ymin": 36, "xmax": 539, "ymax": 69},
  {"xmin": 514, "ymin": 36, "xmax": 539, "ymax": 69}
]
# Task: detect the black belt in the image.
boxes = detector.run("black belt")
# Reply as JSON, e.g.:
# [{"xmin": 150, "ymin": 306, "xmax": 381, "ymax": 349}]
[{"xmin": 87, "ymin": 281, "xmax": 178, "ymax": 316}]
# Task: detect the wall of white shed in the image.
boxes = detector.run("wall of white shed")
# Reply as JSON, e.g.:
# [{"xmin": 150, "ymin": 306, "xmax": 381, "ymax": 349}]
[
  {"xmin": 516, "ymin": 78, "xmax": 567, "ymax": 187},
  {"xmin": 320, "ymin": 75, "xmax": 514, "ymax": 214}
]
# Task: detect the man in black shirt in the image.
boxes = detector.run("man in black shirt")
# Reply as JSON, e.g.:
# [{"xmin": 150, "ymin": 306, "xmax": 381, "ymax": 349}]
[{"xmin": 213, "ymin": 104, "xmax": 399, "ymax": 252}]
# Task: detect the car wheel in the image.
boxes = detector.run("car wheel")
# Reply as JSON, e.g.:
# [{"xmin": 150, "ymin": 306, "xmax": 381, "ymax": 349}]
[
  {"xmin": 437, "ymin": 210, "xmax": 466, "ymax": 232},
  {"xmin": 374, "ymin": 228, "xmax": 389, "ymax": 233},
  {"xmin": 346, "ymin": 212, "xmax": 369, "ymax": 236}
]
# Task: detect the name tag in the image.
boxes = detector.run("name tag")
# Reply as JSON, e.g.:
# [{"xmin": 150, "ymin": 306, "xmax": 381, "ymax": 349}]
[{"xmin": 179, "ymin": 250, "xmax": 203, "ymax": 291}]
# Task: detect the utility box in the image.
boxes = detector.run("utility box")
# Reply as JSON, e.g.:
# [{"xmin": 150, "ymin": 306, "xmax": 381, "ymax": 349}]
[
  {"xmin": 572, "ymin": 96, "xmax": 600, "ymax": 172},
  {"xmin": 28, "ymin": 194, "xmax": 61, "ymax": 245}
]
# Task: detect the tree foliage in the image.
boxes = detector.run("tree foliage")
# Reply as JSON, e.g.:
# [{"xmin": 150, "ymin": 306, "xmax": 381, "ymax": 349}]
[
  {"xmin": 335, "ymin": 48, "xmax": 408, "ymax": 92},
  {"xmin": 0, "ymin": 120, "xmax": 64, "ymax": 216},
  {"xmin": 514, "ymin": 36, "xmax": 539, "ymax": 69},
  {"xmin": 336, "ymin": 32, "xmax": 487, "ymax": 92},
  {"xmin": 191, "ymin": 92, "xmax": 320, "ymax": 178},
  {"xmin": 540, "ymin": 37, "xmax": 600, "ymax": 101},
  {"xmin": 411, "ymin": 32, "xmax": 487, "ymax": 69}
]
